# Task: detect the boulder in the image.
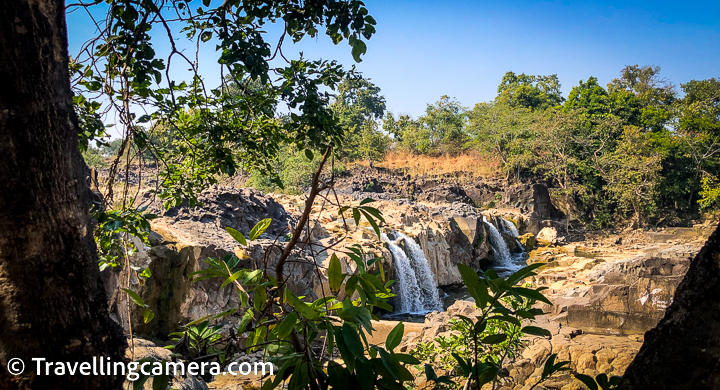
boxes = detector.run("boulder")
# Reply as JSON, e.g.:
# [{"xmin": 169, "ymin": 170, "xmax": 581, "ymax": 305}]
[
  {"xmin": 518, "ymin": 233, "xmax": 537, "ymax": 251},
  {"xmin": 536, "ymin": 227, "xmax": 558, "ymax": 246}
]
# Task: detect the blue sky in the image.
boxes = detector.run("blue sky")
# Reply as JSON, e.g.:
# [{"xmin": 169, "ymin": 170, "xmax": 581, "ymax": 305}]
[{"xmin": 67, "ymin": 0, "xmax": 719, "ymax": 118}]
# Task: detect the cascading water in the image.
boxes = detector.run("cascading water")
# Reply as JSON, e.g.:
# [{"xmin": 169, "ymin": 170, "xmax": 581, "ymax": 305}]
[
  {"xmin": 501, "ymin": 218, "xmax": 524, "ymax": 251},
  {"xmin": 381, "ymin": 232, "xmax": 443, "ymax": 314},
  {"xmin": 483, "ymin": 216, "xmax": 512, "ymax": 266}
]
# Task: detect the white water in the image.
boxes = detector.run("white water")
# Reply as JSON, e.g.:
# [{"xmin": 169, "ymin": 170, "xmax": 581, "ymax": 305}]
[
  {"xmin": 381, "ymin": 232, "xmax": 443, "ymax": 314},
  {"xmin": 501, "ymin": 217, "xmax": 524, "ymax": 251},
  {"xmin": 483, "ymin": 216, "xmax": 513, "ymax": 267}
]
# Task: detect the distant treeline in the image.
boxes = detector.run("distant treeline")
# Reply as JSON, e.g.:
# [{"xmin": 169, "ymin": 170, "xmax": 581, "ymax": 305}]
[{"xmin": 364, "ymin": 65, "xmax": 719, "ymax": 228}]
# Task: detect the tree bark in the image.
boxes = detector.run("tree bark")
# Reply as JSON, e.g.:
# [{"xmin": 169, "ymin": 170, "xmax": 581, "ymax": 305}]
[
  {"xmin": 0, "ymin": 0, "xmax": 126, "ymax": 388},
  {"xmin": 617, "ymin": 224, "xmax": 720, "ymax": 390}
]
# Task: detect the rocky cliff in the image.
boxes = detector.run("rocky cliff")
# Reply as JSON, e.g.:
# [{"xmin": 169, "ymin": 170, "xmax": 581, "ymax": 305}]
[{"xmin": 103, "ymin": 185, "xmax": 516, "ymax": 338}]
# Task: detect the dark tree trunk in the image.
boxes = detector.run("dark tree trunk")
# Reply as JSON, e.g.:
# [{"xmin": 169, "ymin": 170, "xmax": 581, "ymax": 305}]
[
  {"xmin": 617, "ymin": 224, "xmax": 720, "ymax": 390},
  {"xmin": 0, "ymin": 0, "xmax": 126, "ymax": 389}
]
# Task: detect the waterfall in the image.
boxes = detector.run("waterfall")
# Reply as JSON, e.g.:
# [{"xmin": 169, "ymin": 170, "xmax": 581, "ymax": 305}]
[
  {"xmin": 381, "ymin": 232, "xmax": 443, "ymax": 314},
  {"xmin": 500, "ymin": 217, "xmax": 524, "ymax": 251},
  {"xmin": 482, "ymin": 216, "xmax": 512, "ymax": 266}
]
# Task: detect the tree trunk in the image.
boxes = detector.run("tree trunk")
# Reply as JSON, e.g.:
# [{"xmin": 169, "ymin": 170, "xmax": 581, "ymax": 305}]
[
  {"xmin": 617, "ymin": 224, "xmax": 720, "ymax": 389},
  {"xmin": 0, "ymin": 1, "xmax": 127, "ymax": 388}
]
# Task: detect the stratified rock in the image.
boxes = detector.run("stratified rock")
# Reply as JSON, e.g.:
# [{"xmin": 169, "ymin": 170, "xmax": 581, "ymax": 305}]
[{"xmin": 563, "ymin": 248, "xmax": 694, "ymax": 335}]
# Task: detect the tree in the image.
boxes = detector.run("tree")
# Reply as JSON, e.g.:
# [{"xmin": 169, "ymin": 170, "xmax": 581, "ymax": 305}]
[
  {"xmin": 496, "ymin": 71, "xmax": 564, "ymax": 110},
  {"xmin": 563, "ymin": 76, "xmax": 641, "ymax": 124},
  {"xmin": 331, "ymin": 75, "xmax": 388, "ymax": 163},
  {"xmin": 0, "ymin": 1, "xmax": 126, "ymax": 388},
  {"xmin": 598, "ymin": 126, "xmax": 663, "ymax": 228},
  {"xmin": 467, "ymin": 102, "xmax": 536, "ymax": 179},
  {"xmin": 608, "ymin": 65, "xmax": 676, "ymax": 131},
  {"xmin": 394, "ymin": 96, "xmax": 467, "ymax": 155},
  {"xmin": 357, "ymin": 121, "xmax": 390, "ymax": 167},
  {"xmin": 677, "ymin": 78, "xmax": 720, "ymax": 209},
  {"xmin": 1, "ymin": 0, "xmax": 378, "ymax": 388}
]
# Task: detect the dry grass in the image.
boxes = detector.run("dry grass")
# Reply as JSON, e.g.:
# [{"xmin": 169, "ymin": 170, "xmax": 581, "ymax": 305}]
[{"xmin": 363, "ymin": 151, "xmax": 501, "ymax": 178}]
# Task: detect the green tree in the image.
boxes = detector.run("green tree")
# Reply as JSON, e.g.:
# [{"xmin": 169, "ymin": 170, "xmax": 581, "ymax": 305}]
[
  {"xmin": 598, "ymin": 126, "xmax": 663, "ymax": 227},
  {"xmin": 677, "ymin": 78, "xmax": 720, "ymax": 209},
  {"xmin": 608, "ymin": 65, "xmax": 676, "ymax": 131},
  {"xmin": 357, "ymin": 121, "xmax": 391, "ymax": 166},
  {"xmin": 496, "ymin": 71, "xmax": 564, "ymax": 110},
  {"xmin": 396, "ymin": 96, "xmax": 468, "ymax": 155},
  {"xmin": 563, "ymin": 76, "xmax": 641, "ymax": 124},
  {"xmin": 467, "ymin": 102, "xmax": 537, "ymax": 179},
  {"xmin": 331, "ymin": 75, "xmax": 388, "ymax": 163}
]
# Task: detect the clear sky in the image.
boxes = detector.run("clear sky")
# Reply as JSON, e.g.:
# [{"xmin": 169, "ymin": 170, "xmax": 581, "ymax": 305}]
[{"xmin": 66, "ymin": 0, "xmax": 720, "ymax": 119}]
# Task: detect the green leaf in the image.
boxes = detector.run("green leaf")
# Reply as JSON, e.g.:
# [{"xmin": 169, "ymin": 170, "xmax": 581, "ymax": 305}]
[
  {"xmin": 574, "ymin": 374, "xmax": 599, "ymax": 390},
  {"xmin": 385, "ymin": 322, "xmax": 404, "ymax": 352},
  {"xmin": 457, "ymin": 264, "xmax": 489, "ymax": 308},
  {"xmin": 355, "ymin": 359, "xmax": 375, "ymax": 390},
  {"xmin": 352, "ymin": 208, "xmax": 361, "ymax": 226},
  {"xmin": 213, "ymin": 308, "xmax": 238, "ymax": 319},
  {"xmin": 351, "ymin": 39, "xmax": 367, "ymax": 62},
  {"xmin": 143, "ymin": 309, "xmax": 154, "ymax": 324},
  {"xmin": 452, "ymin": 353, "xmax": 472, "ymax": 376},
  {"xmin": 334, "ymin": 326, "xmax": 355, "ymax": 372},
  {"xmin": 360, "ymin": 209, "xmax": 381, "ymax": 238},
  {"xmin": 513, "ymin": 287, "xmax": 553, "ymax": 305},
  {"xmin": 342, "ymin": 323, "xmax": 367, "ymax": 362},
  {"xmin": 152, "ymin": 373, "xmax": 169, "ymax": 390},
  {"xmin": 237, "ymin": 309, "xmax": 254, "ymax": 334},
  {"xmin": 374, "ymin": 346, "xmax": 399, "ymax": 380},
  {"xmin": 289, "ymin": 293, "xmax": 319, "ymax": 320},
  {"xmin": 394, "ymin": 353, "xmax": 420, "ymax": 364},
  {"xmin": 121, "ymin": 288, "xmax": 146, "ymax": 308},
  {"xmin": 522, "ymin": 326, "xmax": 552, "ymax": 337},
  {"xmin": 328, "ymin": 253, "xmax": 343, "ymax": 294},
  {"xmin": 221, "ymin": 270, "xmax": 245, "ymax": 288},
  {"xmin": 304, "ymin": 149, "xmax": 314, "ymax": 160},
  {"xmin": 250, "ymin": 218, "xmax": 272, "ymax": 240},
  {"xmin": 275, "ymin": 312, "xmax": 299, "ymax": 338},
  {"xmin": 225, "ymin": 227, "xmax": 247, "ymax": 246},
  {"xmin": 507, "ymin": 263, "xmax": 544, "ymax": 286},
  {"xmin": 339, "ymin": 304, "xmax": 373, "ymax": 333},
  {"xmin": 360, "ymin": 198, "xmax": 375, "ymax": 205},
  {"xmin": 482, "ymin": 334, "xmax": 508, "ymax": 344}
]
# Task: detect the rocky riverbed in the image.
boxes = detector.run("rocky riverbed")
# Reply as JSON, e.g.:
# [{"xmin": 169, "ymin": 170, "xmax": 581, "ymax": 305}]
[{"xmin": 104, "ymin": 175, "xmax": 714, "ymax": 389}]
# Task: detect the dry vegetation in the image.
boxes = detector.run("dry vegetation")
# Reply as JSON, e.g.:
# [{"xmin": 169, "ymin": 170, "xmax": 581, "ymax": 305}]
[{"xmin": 356, "ymin": 151, "xmax": 501, "ymax": 178}]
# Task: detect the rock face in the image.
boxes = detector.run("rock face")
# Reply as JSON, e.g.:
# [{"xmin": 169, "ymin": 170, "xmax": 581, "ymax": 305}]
[
  {"xmin": 145, "ymin": 185, "xmax": 296, "ymax": 250},
  {"xmin": 561, "ymin": 246, "xmax": 696, "ymax": 335},
  {"xmin": 502, "ymin": 183, "xmax": 560, "ymax": 234},
  {"xmin": 617, "ymin": 225, "xmax": 720, "ymax": 390},
  {"xmin": 400, "ymin": 300, "xmax": 642, "ymax": 390},
  {"xmin": 103, "ymin": 186, "xmax": 322, "ymax": 338}
]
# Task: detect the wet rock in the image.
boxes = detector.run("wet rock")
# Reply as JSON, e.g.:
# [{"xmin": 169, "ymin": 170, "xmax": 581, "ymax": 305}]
[{"xmin": 518, "ymin": 233, "xmax": 537, "ymax": 251}]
